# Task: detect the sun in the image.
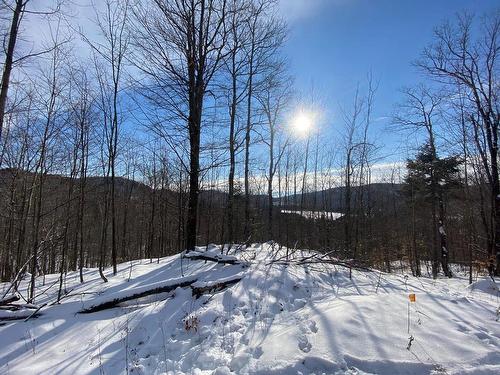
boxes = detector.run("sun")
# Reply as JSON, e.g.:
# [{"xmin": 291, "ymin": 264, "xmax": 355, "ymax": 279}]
[{"xmin": 292, "ymin": 110, "xmax": 314, "ymax": 138}]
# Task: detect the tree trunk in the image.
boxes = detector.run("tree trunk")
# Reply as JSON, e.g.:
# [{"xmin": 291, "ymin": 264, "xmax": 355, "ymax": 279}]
[
  {"xmin": 243, "ymin": 41, "xmax": 255, "ymax": 243},
  {"xmin": 227, "ymin": 53, "xmax": 238, "ymax": 244},
  {"xmin": 186, "ymin": 87, "xmax": 203, "ymax": 251},
  {"xmin": 0, "ymin": 0, "xmax": 23, "ymax": 148},
  {"xmin": 438, "ymin": 195, "xmax": 451, "ymax": 277},
  {"xmin": 267, "ymin": 129, "xmax": 274, "ymax": 239}
]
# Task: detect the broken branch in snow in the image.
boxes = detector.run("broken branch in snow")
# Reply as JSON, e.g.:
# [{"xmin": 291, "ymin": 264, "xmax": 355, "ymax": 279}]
[
  {"xmin": 304, "ymin": 259, "xmax": 373, "ymax": 272},
  {"xmin": 24, "ymin": 303, "xmax": 47, "ymax": 322},
  {"xmin": 268, "ymin": 256, "xmax": 373, "ymax": 272}
]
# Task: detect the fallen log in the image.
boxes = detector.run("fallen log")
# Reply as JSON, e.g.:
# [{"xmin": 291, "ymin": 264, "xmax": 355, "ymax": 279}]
[
  {"xmin": 0, "ymin": 306, "xmax": 19, "ymax": 311},
  {"xmin": 0, "ymin": 303, "xmax": 38, "ymax": 311},
  {"xmin": 0, "ymin": 294, "xmax": 20, "ymax": 306},
  {"xmin": 0, "ymin": 308, "xmax": 42, "ymax": 321},
  {"xmin": 79, "ymin": 275, "xmax": 198, "ymax": 314},
  {"xmin": 79, "ymin": 272, "xmax": 246, "ymax": 313},
  {"xmin": 191, "ymin": 274, "xmax": 244, "ymax": 298},
  {"xmin": 184, "ymin": 251, "xmax": 241, "ymax": 265},
  {"xmin": 0, "ymin": 314, "xmax": 40, "ymax": 322}
]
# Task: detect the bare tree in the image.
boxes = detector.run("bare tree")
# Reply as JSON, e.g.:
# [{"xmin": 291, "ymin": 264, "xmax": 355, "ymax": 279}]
[
  {"xmin": 257, "ymin": 62, "xmax": 291, "ymax": 239},
  {"xmin": 85, "ymin": 0, "xmax": 130, "ymax": 276},
  {"xmin": 223, "ymin": 0, "xmax": 250, "ymax": 244},
  {"xmin": 417, "ymin": 12, "xmax": 500, "ymax": 275},
  {"xmin": 0, "ymin": 0, "xmax": 62, "ymax": 151},
  {"xmin": 130, "ymin": 0, "xmax": 228, "ymax": 251},
  {"xmin": 340, "ymin": 85, "xmax": 363, "ymax": 266},
  {"xmin": 29, "ymin": 24, "xmax": 69, "ymax": 301},
  {"xmin": 242, "ymin": 0, "xmax": 285, "ymax": 242}
]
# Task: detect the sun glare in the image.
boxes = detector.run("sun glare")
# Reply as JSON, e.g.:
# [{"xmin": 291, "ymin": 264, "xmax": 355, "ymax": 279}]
[{"xmin": 291, "ymin": 110, "xmax": 315, "ymax": 138}]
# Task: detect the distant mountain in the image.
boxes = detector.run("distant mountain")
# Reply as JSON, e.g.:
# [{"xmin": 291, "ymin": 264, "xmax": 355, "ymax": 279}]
[
  {"xmin": 274, "ymin": 183, "xmax": 404, "ymax": 212},
  {"xmin": 0, "ymin": 168, "xmax": 404, "ymax": 213}
]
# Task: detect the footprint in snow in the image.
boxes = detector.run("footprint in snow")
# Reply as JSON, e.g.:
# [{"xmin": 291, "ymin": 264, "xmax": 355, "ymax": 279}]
[
  {"xmin": 298, "ymin": 335, "xmax": 312, "ymax": 353},
  {"xmin": 455, "ymin": 324, "xmax": 469, "ymax": 333},
  {"xmin": 474, "ymin": 331, "xmax": 491, "ymax": 341},
  {"xmin": 307, "ymin": 320, "xmax": 318, "ymax": 333},
  {"xmin": 253, "ymin": 346, "xmax": 263, "ymax": 358},
  {"xmin": 299, "ymin": 319, "xmax": 318, "ymax": 334}
]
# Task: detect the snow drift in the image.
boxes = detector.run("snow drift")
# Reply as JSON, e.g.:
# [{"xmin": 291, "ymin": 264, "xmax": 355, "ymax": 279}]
[{"xmin": 0, "ymin": 243, "xmax": 499, "ymax": 374}]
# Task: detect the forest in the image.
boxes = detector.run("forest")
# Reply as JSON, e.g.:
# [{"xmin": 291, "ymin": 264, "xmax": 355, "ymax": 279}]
[
  {"xmin": 0, "ymin": 1, "xmax": 499, "ymax": 293},
  {"xmin": 1, "ymin": 1, "xmax": 500, "ymax": 374}
]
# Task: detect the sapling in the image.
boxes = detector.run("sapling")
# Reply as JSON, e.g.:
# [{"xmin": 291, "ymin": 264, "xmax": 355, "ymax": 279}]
[{"xmin": 24, "ymin": 329, "xmax": 36, "ymax": 354}]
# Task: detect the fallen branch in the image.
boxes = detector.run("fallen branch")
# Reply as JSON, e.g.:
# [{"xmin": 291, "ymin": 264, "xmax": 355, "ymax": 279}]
[
  {"xmin": 24, "ymin": 303, "xmax": 47, "ymax": 322},
  {"xmin": 0, "ymin": 313, "xmax": 35, "ymax": 321},
  {"xmin": 2, "ymin": 229, "xmax": 56, "ymax": 301},
  {"xmin": 320, "ymin": 259, "xmax": 373, "ymax": 272},
  {"xmin": 269, "ymin": 257, "xmax": 373, "ymax": 272},
  {"xmin": 0, "ymin": 306, "xmax": 19, "ymax": 311}
]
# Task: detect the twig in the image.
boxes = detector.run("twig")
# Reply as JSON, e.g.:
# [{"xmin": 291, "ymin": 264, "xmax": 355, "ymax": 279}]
[{"xmin": 24, "ymin": 303, "xmax": 47, "ymax": 322}]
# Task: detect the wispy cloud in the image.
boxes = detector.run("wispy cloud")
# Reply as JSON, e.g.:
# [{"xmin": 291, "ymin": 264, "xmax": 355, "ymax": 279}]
[
  {"xmin": 279, "ymin": 0, "xmax": 332, "ymax": 23},
  {"xmin": 208, "ymin": 161, "xmax": 407, "ymax": 194}
]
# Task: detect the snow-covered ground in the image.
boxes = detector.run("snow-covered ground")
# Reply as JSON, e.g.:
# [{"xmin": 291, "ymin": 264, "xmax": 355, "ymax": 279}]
[{"xmin": 0, "ymin": 243, "xmax": 499, "ymax": 375}]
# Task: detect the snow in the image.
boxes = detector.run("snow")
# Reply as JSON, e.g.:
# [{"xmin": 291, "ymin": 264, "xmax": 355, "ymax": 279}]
[
  {"xmin": 1, "ymin": 243, "xmax": 499, "ymax": 374},
  {"xmin": 468, "ymin": 277, "xmax": 499, "ymax": 297},
  {"xmin": 191, "ymin": 274, "xmax": 245, "ymax": 289},
  {"xmin": 0, "ymin": 309, "xmax": 33, "ymax": 321},
  {"xmin": 281, "ymin": 210, "xmax": 344, "ymax": 221}
]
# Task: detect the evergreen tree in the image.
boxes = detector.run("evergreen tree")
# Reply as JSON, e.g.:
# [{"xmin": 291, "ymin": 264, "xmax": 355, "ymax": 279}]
[{"xmin": 405, "ymin": 143, "xmax": 461, "ymax": 277}]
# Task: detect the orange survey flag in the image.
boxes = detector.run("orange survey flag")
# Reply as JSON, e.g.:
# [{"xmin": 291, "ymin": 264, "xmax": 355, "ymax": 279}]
[{"xmin": 409, "ymin": 293, "xmax": 416, "ymax": 302}]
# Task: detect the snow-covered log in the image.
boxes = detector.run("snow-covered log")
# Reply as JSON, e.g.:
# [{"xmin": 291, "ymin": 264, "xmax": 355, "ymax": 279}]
[
  {"xmin": 191, "ymin": 274, "xmax": 244, "ymax": 298},
  {"xmin": 79, "ymin": 275, "xmax": 198, "ymax": 313},
  {"xmin": 0, "ymin": 309, "xmax": 35, "ymax": 321},
  {"xmin": 79, "ymin": 272, "xmax": 246, "ymax": 312},
  {"xmin": 0, "ymin": 294, "xmax": 20, "ymax": 306},
  {"xmin": 0, "ymin": 302, "xmax": 42, "ymax": 321},
  {"xmin": 184, "ymin": 251, "xmax": 241, "ymax": 265}
]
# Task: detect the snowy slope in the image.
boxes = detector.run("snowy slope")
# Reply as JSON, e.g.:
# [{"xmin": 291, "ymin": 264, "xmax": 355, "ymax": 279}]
[{"xmin": 0, "ymin": 243, "xmax": 499, "ymax": 375}]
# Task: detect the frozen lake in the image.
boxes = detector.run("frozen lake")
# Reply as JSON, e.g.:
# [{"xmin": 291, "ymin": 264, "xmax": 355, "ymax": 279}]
[{"xmin": 281, "ymin": 210, "xmax": 343, "ymax": 221}]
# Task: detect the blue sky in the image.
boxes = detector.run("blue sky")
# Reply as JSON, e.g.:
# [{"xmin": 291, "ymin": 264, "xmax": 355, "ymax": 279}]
[
  {"xmin": 20, "ymin": 0, "xmax": 498, "ymax": 174},
  {"xmin": 282, "ymin": 0, "xmax": 499, "ymax": 161}
]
